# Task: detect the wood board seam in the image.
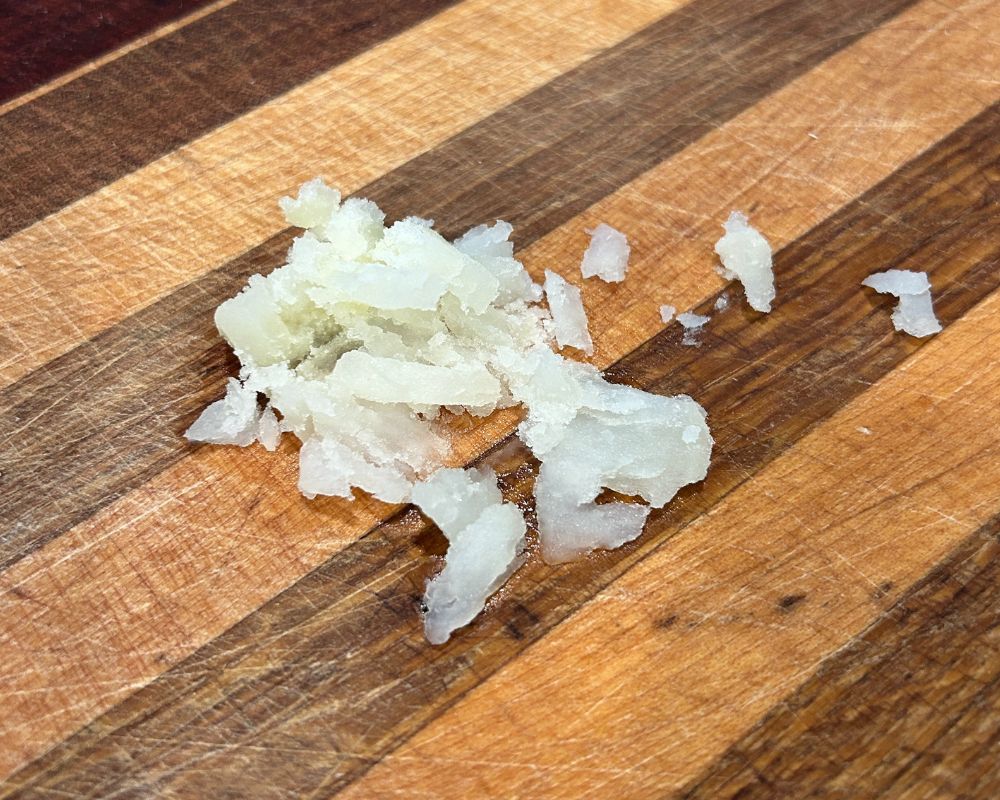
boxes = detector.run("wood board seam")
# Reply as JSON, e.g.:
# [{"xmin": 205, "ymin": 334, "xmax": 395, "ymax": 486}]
[{"xmin": 0, "ymin": 0, "xmax": 239, "ymax": 116}]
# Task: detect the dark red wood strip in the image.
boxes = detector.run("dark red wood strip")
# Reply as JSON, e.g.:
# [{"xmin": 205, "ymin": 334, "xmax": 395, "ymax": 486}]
[
  {"xmin": 4, "ymin": 103, "xmax": 997, "ymax": 800},
  {"xmin": 0, "ymin": 0, "xmax": 214, "ymax": 105},
  {"xmin": 0, "ymin": 0, "xmax": 458, "ymax": 240},
  {"xmin": 677, "ymin": 515, "xmax": 1000, "ymax": 800},
  {"xmin": 0, "ymin": 0, "xmax": 922, "ymax": 572}
]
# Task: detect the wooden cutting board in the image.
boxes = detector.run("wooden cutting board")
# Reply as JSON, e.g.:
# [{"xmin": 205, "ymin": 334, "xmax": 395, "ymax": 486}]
[{"xmin": 1, "ymin": 1, "xmax": 998, "ymax": 797}]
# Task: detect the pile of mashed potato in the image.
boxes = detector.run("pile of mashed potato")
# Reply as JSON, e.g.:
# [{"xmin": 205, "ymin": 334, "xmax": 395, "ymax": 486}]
[{"xmin": 187, "ymin": 180, "xmax": 713, "ymax": 643}]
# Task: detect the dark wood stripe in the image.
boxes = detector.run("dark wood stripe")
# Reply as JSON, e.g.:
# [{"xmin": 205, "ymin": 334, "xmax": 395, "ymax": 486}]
[
  {"xmin": 677, "ymin": 514, "xmax": 1000, "ymax": 800},
  {"xmin": 4, "ymin": 103, "xmax": 997, "ymax": 800},
  {"xmin": 0, "ymin": 0, "xmax": 457, "ymax": 240},
  {"xmin": 0, "ymin": 0, "xmax": 921, "ymax": 572},
  {"xmin": 0, "ymin": 0, "xmax": 213, "ymax": 104}
]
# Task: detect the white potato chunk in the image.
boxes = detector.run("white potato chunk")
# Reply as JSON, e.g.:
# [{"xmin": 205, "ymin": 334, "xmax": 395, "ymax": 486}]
[
  {"xmin": 862, "ymin": 269, "xmax": 942, "ymax": 338},
  {"xmin": 455, "ymin": 220, "xmax": 539, "ymax": 304},
  {"xmin": 677, "ymin": 311, "xmax": 710, "ymax": 347},
  {"xmin": 307, "ymin": 262, "xmax": 449, "ymax": 312},
  {"xmin": 413, "ymin": 468, "xmax": 527, "ymax": 644},
  {"xmin": 185, "ymin": 378, "xmax": 260, "ymax": 447},
  {"xmin": 331, "ymin": 351, "xmax": 502, "ymax": 409},
  {"xmin": 317, "ymin": 197, "xmax": 385, "ymax": 258},
  {"xmin": 581, "ymin": 223, "xmax": 630, "ymax": 283},
  {"xmin": 533, "ymin": 381, "xmax": 712, "ymax": 563},
  {"xmin": 535, "ymin": 464, "xmax": 651, "ymax": 564},
  {"xmin": 257, "ymin": 404, "xmax": 282, "ymax": 451},
  {"xmin": 543, "ymin": 269, "xmax": 594, "ymax": 355},
  {"xmin": 298, "ymin": 436, "xmax": 411, "ymax": 504},
  {"xmin": 893, "ymin": 293, "xmax": 942, "ymax": 338},
  {"xmin": 715, "ymin": 211, "xmax": 775, "ymax": 313},
  {"xmin": 373, "ymin": 218, "xmax": 500, "ymax": 313},
  {"xmin": 194, "ymin": 179, "xmax": 716, "ymax": 644},
  {"xmin": 279, "ymin": 178, "xmax": 341, "ymax": 230},
  {"xmin": 862, "ymin": 269, "xmax": 930, "ymax": 295}
]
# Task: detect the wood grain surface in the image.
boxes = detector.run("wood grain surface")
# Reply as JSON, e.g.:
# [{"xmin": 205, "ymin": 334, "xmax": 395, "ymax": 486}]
[
  {"xmin": 1, "ymin": 0, "xmax": 998, "ymax": 797},
  {"xmin": 0, "ymin": 0, "xmax": 216, "ymax": 106}
]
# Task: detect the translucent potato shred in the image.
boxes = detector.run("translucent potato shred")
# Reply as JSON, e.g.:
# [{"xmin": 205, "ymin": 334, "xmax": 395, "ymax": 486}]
[
  {"xmin": 187, "ymin": 180, "xmax": 713, "ymax": 643},
  {"xmin": 862, "ymin": 269, "xmax": 942, "ymax": 338},
  {"xmin": 714, "ymin": 211, "xmax": 775, "ymax": 313}
]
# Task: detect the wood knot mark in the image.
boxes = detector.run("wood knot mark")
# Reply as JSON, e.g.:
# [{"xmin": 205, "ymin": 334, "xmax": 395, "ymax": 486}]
[
  {"xmin": 654, "ymin": 614, "xmax": 679, "ymax": 629},
  {"xmin": 777, "ymin": 593, "xmax": 806, "ymax": 611},
  {"xmin": 505, "ymin": 620, "xmax": 525, "ymax": 640},
  {"xmin": 503, "ymin": 602, "xmax": 541, "ymax": 641},
  {"xmin": 511, "ymin": 602, "xmax": 540, "ymax": 627}
]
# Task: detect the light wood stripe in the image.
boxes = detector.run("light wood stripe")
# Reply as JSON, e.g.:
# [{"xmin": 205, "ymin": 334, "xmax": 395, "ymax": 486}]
[
  {"xmin": 337, "ymin": 290, "xmax": 1000, "ymax": 800},
  {"xmin": 0, "ymin": 0, "xmax": 993, "ymax": 781},
  {"xmin": 0, "ymin": 0, "xmax": 237, "ymax": 116},
  {"xmin": 0, "ymin": 0, "xmax": 678, "ymax": 388},
  {"xmin": 4, "ymin": 93, "xmax": 995, "ymax": 797}
]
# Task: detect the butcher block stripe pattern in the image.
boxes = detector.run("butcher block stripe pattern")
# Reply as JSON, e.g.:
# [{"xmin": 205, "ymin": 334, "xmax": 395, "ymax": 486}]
[
  {"xmin": 0, "ymin": 0, "xmax": 679, "ymax": 389},
  {"xmin": 0, "ymin": 0, "xmax": 997, "ymax": 797},
  {"xmin": 0, "ymin": 0, "xmax": 461, "ymax": 239}
]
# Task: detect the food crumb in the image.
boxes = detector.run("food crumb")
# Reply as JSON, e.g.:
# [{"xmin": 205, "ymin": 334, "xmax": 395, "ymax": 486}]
[
  {"xmin": 862, "ymin": 269, "xmax": 942, "ymax": 338},
  {"xmin": 544, "ymin": 269, "xmax": 594, "ymax": 355},
  {"xmin": 677, "ymin": 312, "xmax": 710, "ymax": 329},
  {"xmin": 580, "ymin": 223, "xmax": 630, "ymax": 282},
  {"xmin": 677, "ymin": 311, "xmax": 710, "ymax": 347},
  {"xmin": 714, "ymin": 211, "xmax": 775, "ymax": 313}
]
